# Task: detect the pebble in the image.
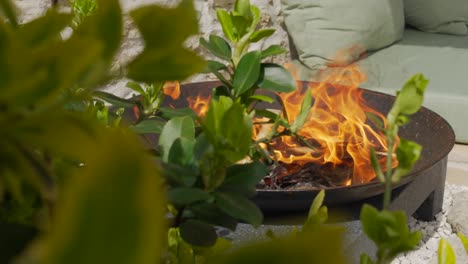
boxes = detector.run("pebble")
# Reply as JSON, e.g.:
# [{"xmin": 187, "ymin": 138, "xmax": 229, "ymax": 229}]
[{"xmin": 391, "ymin": 184, "xmax": 468, "ymax": 264}]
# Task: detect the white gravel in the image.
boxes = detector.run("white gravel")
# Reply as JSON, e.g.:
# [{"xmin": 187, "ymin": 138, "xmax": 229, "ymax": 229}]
[{"xmin": 392, "ymin": 184, "xmax": 468, "ymax": 264}]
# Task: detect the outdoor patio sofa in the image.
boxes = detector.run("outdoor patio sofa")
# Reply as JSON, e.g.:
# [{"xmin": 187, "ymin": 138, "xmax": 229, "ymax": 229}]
[{"xmin": 281, "ymin": 0, "xmax": 468, "ymax": 144}]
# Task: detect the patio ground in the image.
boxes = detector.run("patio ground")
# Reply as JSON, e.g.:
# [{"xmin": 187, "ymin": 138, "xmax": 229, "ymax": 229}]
[{"xmin": 447, "ymin": 144, "xmax": 468, "ymax": 187}]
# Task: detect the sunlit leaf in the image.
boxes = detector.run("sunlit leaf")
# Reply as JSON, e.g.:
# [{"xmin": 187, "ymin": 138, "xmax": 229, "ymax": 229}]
[
  {"xmin": 394, "ymin": 74, "xmax": 428, "ymax": 115},
  {"xmin": 233, "ymin": 51, "xmax": 261, "ymax": 96},
  {"xmin": 304, "ymin": 190, "xmax": 328, "ymax": 227},
  {"xmin": 290, "ymin": 89, "xmax": 312, "ymax": 133},
  {"xmin": 219, "ymin": 103, "xmax": 252, "ymax": 162},
  {"xmin": 438, "ymin": 238, "xmax": 456, "ymax": 264},
  {"xmin": 159, "ymin": 116, "xmax": 195, "ymax": 162},
  {"xmin": 249, "ymin": 94, "xmax": 274, "ymax": 104},
  {"xmin": 234, "ymin": 0, "xmax": 251, "ymax": 20},
  {"xmin": 216, "ymin": 9, "xmax": 236, "ymax": 42},
  {"xmin": 457, "ymin": 233, "xmax": 468, "ymax": 253}
]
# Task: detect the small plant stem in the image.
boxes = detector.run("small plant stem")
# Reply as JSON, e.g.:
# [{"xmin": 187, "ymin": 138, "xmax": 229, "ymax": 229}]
[{"xmin": 383, "ymin": 138, "xmax": 394, "ymax": 210}]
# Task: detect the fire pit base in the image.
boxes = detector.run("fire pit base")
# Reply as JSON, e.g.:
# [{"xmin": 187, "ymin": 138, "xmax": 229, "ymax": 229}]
[{"xmin": 222, "ymin": 156, "xmax": 448, "ymax": 263}]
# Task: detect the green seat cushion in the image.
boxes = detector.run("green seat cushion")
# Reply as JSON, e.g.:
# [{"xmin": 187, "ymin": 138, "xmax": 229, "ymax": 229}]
[
  {"xmin": 281, "ymin": 0, "xmax": 404, "ymax": 68},
  {"xmin": 291, "ymin": 29, "xmax": 468, "ymax": 143},
  {"xmin": 404, "ymin": 0, "xmax": 468, "ymax": 35}
]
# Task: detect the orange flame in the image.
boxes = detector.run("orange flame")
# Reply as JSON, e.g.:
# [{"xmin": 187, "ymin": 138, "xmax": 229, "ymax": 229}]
[
  {"xmin": 163, "ymin": 81, "xmax": 181, "ymax": 100},
  {"xmin": 271, "ymin": 64, "xmax": 394, "ymax": 184},
  {"xmin": 187, "ymin": 95, "xmax": 211, "ymax": 118}
]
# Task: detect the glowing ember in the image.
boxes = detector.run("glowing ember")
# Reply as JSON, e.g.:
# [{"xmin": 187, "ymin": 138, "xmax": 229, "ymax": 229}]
[{"xmin": 270, "ymin": 64, "xmax": 396, "ymax": 184}]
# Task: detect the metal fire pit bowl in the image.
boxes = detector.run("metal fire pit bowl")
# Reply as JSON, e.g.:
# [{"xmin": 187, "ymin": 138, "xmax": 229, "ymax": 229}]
[{"xmin": 164, "ymin": 81, "xmax": 456, "ymax": 219}]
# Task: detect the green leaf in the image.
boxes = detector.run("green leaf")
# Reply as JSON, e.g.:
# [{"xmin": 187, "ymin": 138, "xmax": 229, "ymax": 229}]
[
  {"xmin": 231, "ymin": 14, "xmax": 250, "ymax": 39},
  {"xmin": 234, "ymin": 0, "xmax": 251, "ymax": 20},
  {"xmin": 458, "ymin": 233, "xmax": 468, "ymax": 253},
  {"xmin": 128, "ymin": 119, "xmax": 165, "ymax": 134},
  {"xmin": 233, "ymin": 51, "xmax": 261, "ymax": 96},
  {"xmin": 393, "ymin": 139, "xmax": 421, "ymax": 183},
  {"xmin": 360, "ymin": 253, "xmax": 375, "ymax": 264},
  {"xmin": 36, "ymin": 131, "xmax": 165, "ymax": 264},
  {"xmin": 126, "ymin": 81, "xmax": 145, "ymax": 95},
  {"xmin": 128, "ymin": 48, "xmax": 205, "ymax": 83},
  {"xmin": 200, "ymin": 36, "xmax": 232, "ymax": 62},
  {"xmin": 168, "ymin": 187, "xmax": 211, "ymax": 206},
  {"xmin": 75, "ymin": 0, "xmax": 122, "ymax": 61},
  {"xmin": 0, "ymin": 0, "xmax": 18, "ymax": 27},
  {"xmin": 168, "ymin": 137, "xmax": 195, "ymax": 166},
  {"xmin": 214, "ymin": 192, "xmax": 263, "ymax": 227},
  {"xmin": 202, "ymin": 96, "xmax": 233, "ymax": 145},
  {"xmin": 130, "ymin": 0, "xmax": 198, "ymax": 49},
  {"xmin": 179, "ymin": 220, "xmax": 217, "ymax": 247},
  {"xmin": 219, "ymin": 103, "xmax": 253, "ymax": 162},
  {"xmin": 394, "ymin": 73, "xmax": 428, "ymax": 115},
  {"xmin": 438, "ymin": 238, "xmax": 456, "ymax": 264},
  {"xmin": 159, "ymin": 116, "xmax": 195, "ymax": 162},
  {"xmin": 200, "ymin": 153, "xmax": 227, "ymax": 191},
  {"xmin": 260, "ymin": 45, "xmax": 286, "ymax": 59},
  {"xmin": 93, "ymin": 91, "xmax": 135, "ymax": 108},
  {"xmin": 18, "ymin": 11, "xmax": 72, "ymax": 47},
  {"xmin": 370, "ymin": 148, "xmax": 385, "ymax": 183},
  {"xmin": 210, "ymin": 35, "xmax": 232, "ymax": 61},
  {"xmin": 255, "ymin": 109, "xmax": 280, "ymax": 120},
  {"xmin": 206, "ymin": 60, "xmax": 228, "ymax": 73},
  {"xmin": 216, "ymin": 9, "xmax": 236, "ymax": 42},
  {"xmin": 159, "ymin": 162, "xmax": 198, "ymax": 187},
  {"xmin": 206, "ymin": 223, "xmax": 346, "ymax": 264},
  {"xmin": 303, "ymin": 190, "xmax": 328, "ymax": 231},
  {"xmin": 361, "ymin": 205, "xmax": 422, "ymax": 261},
  {"xmin": 160, "ymin": 107, "xmax": 197, "ymax": 120},
  {"xmin": 189, "ymin": 203, "xmax": 238, "ymax": 231},
  {"xmin": 366, "ymin": 112, "xmax": 384, "ymax": 131},
  {"xmin": 249, "ymin": 94, "xmax": 274, "ymax": 104},
  {"xmin": 257, "ymin": 63, "xmax": 296, "ymax": 93},
  {"xmin": 250, "ymin": 29, "xmax": 275, "ymax": 43},
  {"xmin": 220, "ymin": 162, "xmax": 268, "ymax": 196},
  {"xmin": 212, "ymin": 86, "xmax": 231, "ymax": 98},
  {"xmin": 290, "ymin": 88, "xmax": 312, "ymax": 133}
]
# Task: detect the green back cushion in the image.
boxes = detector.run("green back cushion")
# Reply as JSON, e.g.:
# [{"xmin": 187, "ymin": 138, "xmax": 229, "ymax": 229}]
[
  {"xmin": 404, "ymin": 0, "xmax": 468, "ymax": 35},
  {"xmin": 281, "ymin": 0, "xmax": 405, "ymax": 69}
]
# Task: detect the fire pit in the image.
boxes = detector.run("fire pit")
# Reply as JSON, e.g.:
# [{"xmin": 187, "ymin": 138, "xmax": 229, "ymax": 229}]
[{"xmin": 162, "ymin": 79, "xmax": 455, "ymax": 221}]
